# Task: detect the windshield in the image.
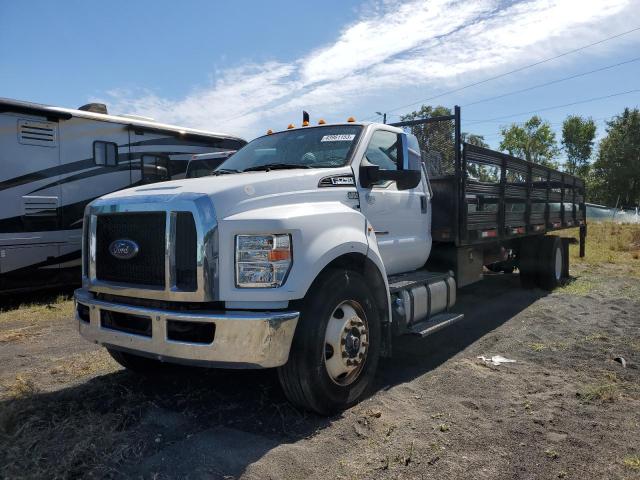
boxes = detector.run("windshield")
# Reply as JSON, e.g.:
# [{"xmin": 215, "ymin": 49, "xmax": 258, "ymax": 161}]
[
  {"xmin": 218, "ymin": 125, "xmax": 363, "ymax": 172},
  {"xmin": 186, "ymin": 158, "xmax": 227, "ymax": 178}
]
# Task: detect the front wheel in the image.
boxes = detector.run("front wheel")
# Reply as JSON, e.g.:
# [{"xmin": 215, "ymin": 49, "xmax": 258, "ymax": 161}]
[{"xmin": 278, "ymin": 269, "xmax": 381, "ymax": 415}]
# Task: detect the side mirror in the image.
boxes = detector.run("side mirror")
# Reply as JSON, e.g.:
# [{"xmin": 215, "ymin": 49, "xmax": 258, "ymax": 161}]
[
  {"xmin": 359, "ymin": 163, "xmax": 421, "ymax": 190},
  {"xmin": 359, "ymin": 133, "xmax": 421, "ymax": 190},
  {"xmin": 396, "ymin": 169, "xmax": 421, "ymax": 190}
]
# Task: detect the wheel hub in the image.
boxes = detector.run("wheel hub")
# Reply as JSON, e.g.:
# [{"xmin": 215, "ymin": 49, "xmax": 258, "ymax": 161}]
[
  {"xmin": 324, "ymin": 301, "xmax": 369, "ymax": 385},
  {"xmin": 345, "ymin": 330, "xmax": 361, "ymax": 357}
]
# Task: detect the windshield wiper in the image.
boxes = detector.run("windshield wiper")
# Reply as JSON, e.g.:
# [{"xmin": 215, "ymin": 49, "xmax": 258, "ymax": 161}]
[
  {"xmin": 242, "ymin": 163, "xmax": 311, "ymax": 172},
  {"xmin": 211, "ymin": 168, "xmax": 241, "ymax": 176}
]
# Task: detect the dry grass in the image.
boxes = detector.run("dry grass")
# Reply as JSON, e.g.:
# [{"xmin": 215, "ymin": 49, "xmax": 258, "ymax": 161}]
[
  {"xmin": 2, "ymin": 375, "xmax": 40, "ymax": 398},
  {"xmin": 544, "ymin": 448, "xmax": 560, "ymax": 459},
  {"xmin": 0, "ymin": 326, "xmax": 40, "ymax": 343},
  {"xmin": 565, "ymin": 222, "xmax": 640, "ymax": 275},
  {"xmin": 0, "ymin": 294, "xmax": 73, "ymax": 325},
  {"xmin": 577, "ymin": 383, "xmax": 620, "ymax": 403},
  {"xmin": 623, "ymin": 455, "xmax": 640, "ymax": 470},
  {"xmin": 529, "ymin": 343, "xmax": 547, "ymax": 352},
  {"xmin": 0, "ymin": 378, "xmax": 151, "ymax": 479},
  {"xmin": 48, "ymin": 351, "xmax": 116, "ymax": 381},
  {"xmin": 583, "ymin": 332, "xmax": 609, "ymax": 343},
  {"xmin": 559, "ymin": 277, "xmax": 595, "ymax": 295}
]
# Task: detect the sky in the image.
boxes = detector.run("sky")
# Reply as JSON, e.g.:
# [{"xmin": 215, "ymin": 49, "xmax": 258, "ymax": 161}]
[{"xmin": 1, "ymin": 0, "xmax": 640, "ymax": 156}]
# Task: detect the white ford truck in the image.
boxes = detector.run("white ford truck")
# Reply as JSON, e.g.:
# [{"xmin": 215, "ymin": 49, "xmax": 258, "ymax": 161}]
[{"xmin": 75, "ymin": 112, "xmax": 586, "ymax": 414}]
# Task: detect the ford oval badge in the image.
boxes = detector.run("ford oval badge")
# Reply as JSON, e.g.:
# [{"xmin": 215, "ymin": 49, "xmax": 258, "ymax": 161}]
[{"xmin": 109, "ymin": 239, "xmax": 139, "ymax": 260}]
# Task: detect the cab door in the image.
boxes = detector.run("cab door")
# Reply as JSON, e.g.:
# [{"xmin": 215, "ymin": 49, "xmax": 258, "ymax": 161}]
[{"xmin": 356, "ymin": 128, "xmax": 430, "ymax": 275}]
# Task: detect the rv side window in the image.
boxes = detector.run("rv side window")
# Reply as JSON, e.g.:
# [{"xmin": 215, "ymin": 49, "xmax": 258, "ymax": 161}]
[
  {"xmin": 94, "ymin": 141, "xmax": 118, "ymax": 166},
  {"xmin": 142, "ymin": 154, "xmax": 171, "ymax": 182}
]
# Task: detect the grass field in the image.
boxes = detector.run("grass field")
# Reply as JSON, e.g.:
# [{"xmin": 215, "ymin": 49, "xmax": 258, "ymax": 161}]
[{"xmin": 566, "ymin": 222, "xmax": 640, "ymax": 273}]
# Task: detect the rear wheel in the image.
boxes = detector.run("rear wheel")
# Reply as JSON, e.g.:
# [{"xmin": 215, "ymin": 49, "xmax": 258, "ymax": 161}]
[
  {"xmin": 278, "ymin": 269, "xmax": 381, "ymax": 415},
  {"xmin": 537, "ymin": 236, "xmax": 565, "ymax": 290},
  {"xmin": 518, "ymin": 237, "xmax": 540, "ymax": 288}
]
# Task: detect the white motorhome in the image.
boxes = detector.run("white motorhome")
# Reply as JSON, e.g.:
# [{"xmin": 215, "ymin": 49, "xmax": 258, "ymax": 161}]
[{"xmin": 0, "ymin": 98, "xmax": 246, "ymax": 293}]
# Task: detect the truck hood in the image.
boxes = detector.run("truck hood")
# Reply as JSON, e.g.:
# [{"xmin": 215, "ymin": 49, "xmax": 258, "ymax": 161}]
[{"xmin": 98, "ymin": 167, "xmax": 355, "ymax": 219}]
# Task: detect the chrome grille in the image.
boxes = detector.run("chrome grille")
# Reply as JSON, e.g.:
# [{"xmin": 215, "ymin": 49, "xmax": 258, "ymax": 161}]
[
  {"xmin": 96, "ymin": 212, "xmax": 166, "ymax": 287},
  {"xmin": 85, "ymin": 192, "xmax": 217, "ymax": 302},
  {"xmin": 174, "ymin": 212, "xmax": 198, "ymax": 291}
]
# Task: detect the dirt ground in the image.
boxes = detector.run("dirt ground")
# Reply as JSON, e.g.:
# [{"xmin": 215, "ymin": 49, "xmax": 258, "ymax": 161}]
[{"xmin": 1, "ymin": 237, "xmax": 640, "ymax": 479}]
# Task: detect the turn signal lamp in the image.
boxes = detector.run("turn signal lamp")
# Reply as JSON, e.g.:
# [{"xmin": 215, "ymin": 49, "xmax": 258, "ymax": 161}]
[
  {"xmin": 318, "ymin": 119, "xmax": 326, "ymax": 125},
  {"xmin": 287, "ymin": 123, "xmax": 295, "ymax": 129},
  {"xmin": 347, "ymin": 116, "xmax": 356, "ymax": 122},
  {"xmin": 266, "ymin": 129, "xmax": 273, "ymax": 135}
]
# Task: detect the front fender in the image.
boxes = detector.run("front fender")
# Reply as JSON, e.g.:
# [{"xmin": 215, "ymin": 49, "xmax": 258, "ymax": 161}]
[{"xmin": 217, "ymin": 202, "xmax": 375, "ymax": 303}]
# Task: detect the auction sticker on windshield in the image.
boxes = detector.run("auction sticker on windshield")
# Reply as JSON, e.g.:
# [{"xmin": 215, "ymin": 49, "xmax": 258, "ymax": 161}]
[{"xmin": 321, "ymin": 134, "xmax": 356, "ymax": 142}]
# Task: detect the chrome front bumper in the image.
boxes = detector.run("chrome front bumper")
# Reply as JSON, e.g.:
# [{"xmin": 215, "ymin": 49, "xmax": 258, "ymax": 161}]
[{"xmin": 74, "ymin": 289, "xmax": 299, "ymax": 368}]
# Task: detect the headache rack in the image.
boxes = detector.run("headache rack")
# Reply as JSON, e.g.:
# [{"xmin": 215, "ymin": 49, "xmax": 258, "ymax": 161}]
[{"xmin": 391, "ymin": 107, "xmax": 587, "ymax": 256}]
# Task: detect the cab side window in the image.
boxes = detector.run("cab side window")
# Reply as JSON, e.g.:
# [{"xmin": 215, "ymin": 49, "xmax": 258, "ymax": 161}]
[{"xmin": 365, "ymin": 130, "xmax": 400, "ymax": 171}]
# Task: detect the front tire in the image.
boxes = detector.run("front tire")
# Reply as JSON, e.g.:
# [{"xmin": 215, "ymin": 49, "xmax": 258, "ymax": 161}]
[{"xmin": 278, "ymin": 269, "xmax": 381, "ymax": 415}]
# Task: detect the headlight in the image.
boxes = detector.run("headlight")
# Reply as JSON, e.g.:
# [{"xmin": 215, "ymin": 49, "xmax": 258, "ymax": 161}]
[{"xmin": 235, "ymin": 234, "xmax": 292, "ymax": 288}]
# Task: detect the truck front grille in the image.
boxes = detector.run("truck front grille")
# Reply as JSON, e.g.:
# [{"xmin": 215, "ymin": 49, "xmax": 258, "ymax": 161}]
[
  {"xmin": 175, "ymin": 212, "xmax": 198, "ymax": 291},
  {"xmin": 96, "ymin": 212, "xmax": 166, "ymax": 287}
]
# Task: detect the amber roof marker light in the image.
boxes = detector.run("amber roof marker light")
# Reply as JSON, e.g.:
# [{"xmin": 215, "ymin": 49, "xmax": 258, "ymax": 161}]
[
  {"xmin": 302, "ymin": 110, "xmax": 310, "ymax": 127},
  {"xmin": 347, "ymin": 116, "xmax": 356, "ymax": 122},
  {"xmin": 266, "ymin": 129, "xmax": 273, "ymax": 135},
  {"xmin": 287, "ymin": 123, "xmax": 295, "ymax": 129},
  {"xmin": 318, "ymin": 119, "xmax": 326, "ymax": 125}
]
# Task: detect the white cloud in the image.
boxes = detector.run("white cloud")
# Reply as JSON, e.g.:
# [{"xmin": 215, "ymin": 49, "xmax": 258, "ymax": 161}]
[
  {"xmin": 299, "ymin": 0, "xmax": 496, "ymax": 84},
  {"xmin": 99, "ymin": 0, "xmax": 636, "ymax": 139}
]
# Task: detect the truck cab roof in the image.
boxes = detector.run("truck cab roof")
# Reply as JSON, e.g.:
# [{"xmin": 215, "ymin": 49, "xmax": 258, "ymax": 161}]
[{"xmin": 260, "ymin": 121, "xmax": 403, "ymax": 139}]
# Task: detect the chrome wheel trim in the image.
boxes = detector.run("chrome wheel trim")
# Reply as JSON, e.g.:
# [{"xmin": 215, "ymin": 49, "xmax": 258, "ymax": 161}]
[{"xmin": 324, "ymin": 300, "xmax": 369, "ymax": 386}]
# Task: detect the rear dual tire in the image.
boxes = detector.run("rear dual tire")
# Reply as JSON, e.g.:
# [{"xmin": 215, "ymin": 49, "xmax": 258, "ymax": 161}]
[
  {"xmin": 538, "ymin": 236, "xmax": 565, "ymax": 290},
  {"xmin": 518, "ymin": 236, "xmax": 567, "ymax": 290}
]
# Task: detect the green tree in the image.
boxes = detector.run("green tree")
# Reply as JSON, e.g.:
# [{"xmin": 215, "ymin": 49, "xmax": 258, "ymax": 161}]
[
  {"xmin": 461, "ymin": 132, "xmax": 489, "ymax": 148},
  {"xmin": 400, "ymin": 105, "xmax": 455, "ymax": 175},
  {"xmin": 499, "ymin": 116, "xmax": 559, "ymax": 168},
  {"xmin": 562, "ymin": 115, "xmax": 596, "ymax": 177},
  {"xmin": 461, "ymin": 133, "xmax": 495, "ymax": 182},
  {"xmin": 590, "ymin": 108, "xmax": 640, "ymax": 207}
]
